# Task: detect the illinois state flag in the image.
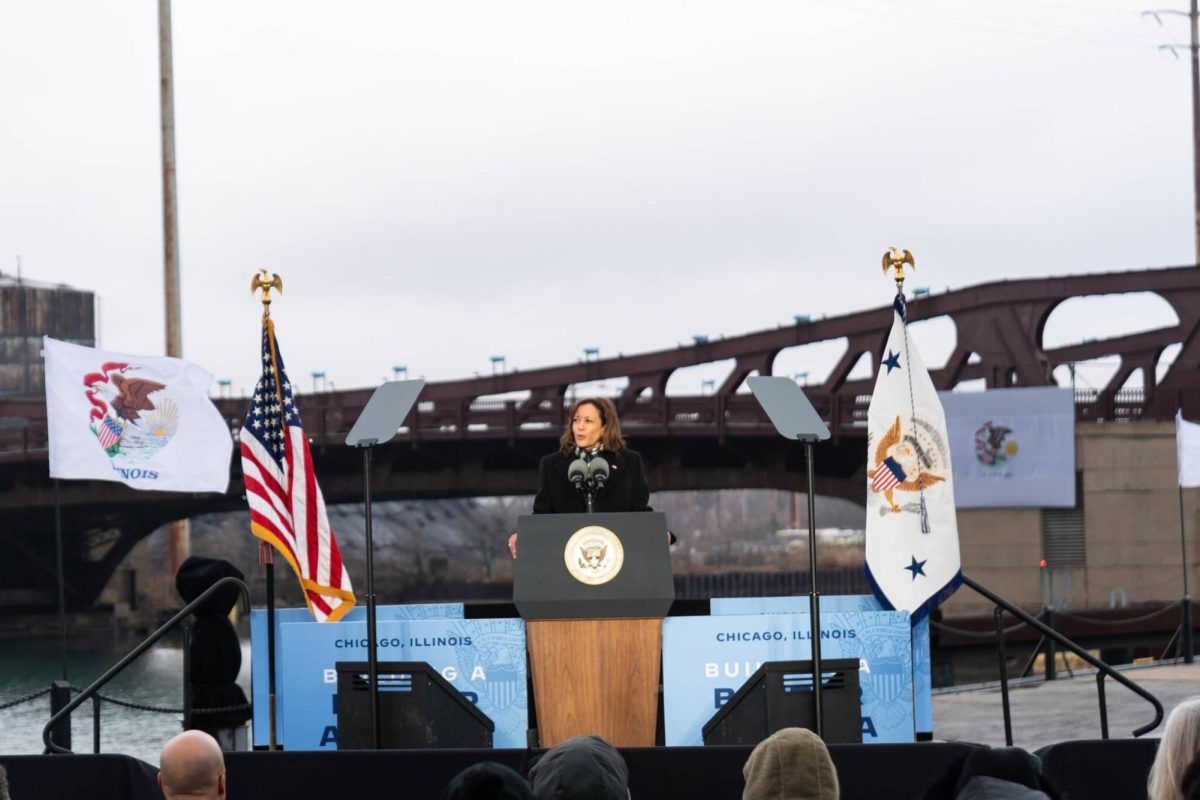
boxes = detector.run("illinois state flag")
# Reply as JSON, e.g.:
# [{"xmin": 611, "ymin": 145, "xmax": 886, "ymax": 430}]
[
  {"xmin": 239, "ymin": 317, "xmax": 355, "ymax": 622},
  {"xmin": 865, "ymin": 295, "xmax": 961, "ymax": 621},
  {"xmin": 43, "ymin": 337, "xmax": 232, "ymax": 492}
]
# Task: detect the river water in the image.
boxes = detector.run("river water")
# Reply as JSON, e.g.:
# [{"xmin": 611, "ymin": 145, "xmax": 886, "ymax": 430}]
[{"xmin": 0, "ymin": 638, "xmax": 250, "ymax": 766}]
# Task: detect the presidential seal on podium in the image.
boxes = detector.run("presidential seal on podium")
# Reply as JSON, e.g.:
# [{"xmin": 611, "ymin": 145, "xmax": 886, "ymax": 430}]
[{"xmin": 564, "ymin": 525, "xmax": 624, "ymax": 586}]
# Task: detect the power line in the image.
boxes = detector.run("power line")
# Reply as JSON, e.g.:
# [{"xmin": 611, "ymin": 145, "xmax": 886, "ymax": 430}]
[{"xmin": 808, "ymin": 0, "xmax": 1165, "ymax": 49}]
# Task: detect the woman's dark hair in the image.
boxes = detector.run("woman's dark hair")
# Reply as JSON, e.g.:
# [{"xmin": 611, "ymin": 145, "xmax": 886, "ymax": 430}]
[{"xmin": 558, "ymin": 397, "xmax": 626, "ymax": 456}]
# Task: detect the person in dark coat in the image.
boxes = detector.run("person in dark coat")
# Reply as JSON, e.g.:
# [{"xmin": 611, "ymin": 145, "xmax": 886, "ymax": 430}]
[
  {"xmin": 509, "ymin": 397, "xmax": 656, "ymax": 557},
  {"xmin": 532, "ymin": 397, "xmax": 650, "ymax": 516},
  {"xmin": 442, "ymin": 762, "xmax": 532, "ymax": 800},
  {"xmin": 924, "ymin": 747, "xmax": 1062, "ymax": 800},
  {"xmin": 529, "ymin": 735, "xmax": 630, "ymax": 800}
]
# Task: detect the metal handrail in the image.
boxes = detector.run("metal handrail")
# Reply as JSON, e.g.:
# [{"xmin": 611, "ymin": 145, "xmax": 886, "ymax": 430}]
[
  {"xmin": 963, "ymin": 574, "xmax": 1164, "ymax": 740},
  {"xmin": 42, "ymin": 576, "xmax": 250, "ymax": 754}
]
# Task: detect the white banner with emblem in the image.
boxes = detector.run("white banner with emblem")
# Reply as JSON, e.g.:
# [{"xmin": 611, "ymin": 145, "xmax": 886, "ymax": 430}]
[{"xmin": 938, "ymin": 386, "xmax": 1075, "ymax": 508}]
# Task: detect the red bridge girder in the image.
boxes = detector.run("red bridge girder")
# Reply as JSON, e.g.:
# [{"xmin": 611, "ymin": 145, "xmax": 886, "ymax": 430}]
[
  {"xmin": 1, "ymin": 265, "xmax": 1196, "ymax": 611},
  {"xmin": 2, "ymin": 264, "xmax": 1197, "ymax": 462}
]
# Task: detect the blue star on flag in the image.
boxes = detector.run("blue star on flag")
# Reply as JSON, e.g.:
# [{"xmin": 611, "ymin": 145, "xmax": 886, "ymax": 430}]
[
  {"xmin": 882, "ymin": 350, "xmax": 901, "ymax": 374},
  {"xmin": 905, "ymin": 556, "xmax": 927, "ymax": 580}
]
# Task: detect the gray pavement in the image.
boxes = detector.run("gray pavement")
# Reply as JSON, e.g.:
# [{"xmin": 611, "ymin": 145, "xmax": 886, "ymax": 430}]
[{"xmin": 932, "ymin": 661, "xmax": 1200, "ymax": 751}]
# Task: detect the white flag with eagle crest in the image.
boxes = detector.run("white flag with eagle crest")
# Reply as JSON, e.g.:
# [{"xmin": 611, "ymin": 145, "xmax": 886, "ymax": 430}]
[
  {"xmin": 43, "ymin": 337, "xmax": 232, "ymax": 492},
  {"xmin": 865, "ymin": 294, "xmax": 961, "ymax": 620}
]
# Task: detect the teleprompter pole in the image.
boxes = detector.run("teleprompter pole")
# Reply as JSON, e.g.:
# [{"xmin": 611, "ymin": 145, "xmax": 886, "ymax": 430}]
[
  {"xmin": 361, "ymin": 443, "xmax": 381, "ymax": 749},
  {"xmin": 805, "ymin": 442, "xmax": 823, "ymax": 737},
  {"xmin": 744, "ymin": 374, "xmax": 831, "ymax": 738},
  {"xmin": 342, "ymin": 379, "xmax": 425, "ymax": 750}
]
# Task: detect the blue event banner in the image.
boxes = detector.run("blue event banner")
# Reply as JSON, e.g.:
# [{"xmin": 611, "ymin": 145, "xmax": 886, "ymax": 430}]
[
  {"xmin": 278, "ymin": 617, "xmax": 527, "ymax": 750},
  {"xmin": 249, "ymin": 603, "xmax": 463, "ymax": 747},
  {"xmin": 662, "ymin": 610, "xmax": 914, "ymax": 746},
  {"xmin": 709, "ymin": 595, "xmax": 932, "ymax": 736}
]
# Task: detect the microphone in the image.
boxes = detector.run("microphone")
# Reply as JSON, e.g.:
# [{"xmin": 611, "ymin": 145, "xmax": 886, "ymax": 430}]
[
  {"xmin": 567, "ymin": 458, "xmax": 589, "ymax": 491},
  {"xmin": 588, "ymin": 456, "xmax": 610, "ymax": 491}
]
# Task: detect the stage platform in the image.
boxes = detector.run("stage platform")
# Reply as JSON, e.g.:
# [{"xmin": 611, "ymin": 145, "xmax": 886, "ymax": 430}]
[{"xmin": 0, "ymin": 737, "xmax": 1160, "ymax": 799}]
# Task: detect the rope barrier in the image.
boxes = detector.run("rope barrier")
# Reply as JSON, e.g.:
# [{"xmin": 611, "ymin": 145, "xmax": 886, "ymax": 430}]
[
  {"xmin": 932, "ymin": 602, "xmax": 1182, "ymax": 637},
  {"xmin": 931, "ymin": 620, "xmax": 1030, "ymax": 637},
  {"xmin": 1053, "ymin": 604, "xmax": 1179, "ymax": 627},
  {"xmin": 0, "ymin": 687, "xmax": 51, "ymax": 711},
  {"xmin": 91, "ymin": 692, "xmax": 181, "ymax": 715},
  {"xmin": 0, "ymin": 685, "xmax": 249, "ymax": 717}
]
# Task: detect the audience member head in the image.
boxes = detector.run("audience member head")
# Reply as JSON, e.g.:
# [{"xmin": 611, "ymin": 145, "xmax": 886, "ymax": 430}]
[
  {"xmin": 741, "ymin": 727, "xmax": 838, "ymax": 800},
  {"xmin": 1182, "ymin": 749, "xmax": 1200, "ymax": 800},
  {"xmin": 950, "ymin": 747, "xmax": 1061, "ymax": 800},
  {"xmin": 1150, "ymin": 697, "xmax": 1200, "ymax": 800},
  {"xmin": 158, "ymin": 730, "xmax": 226, "ymax": 799},
  {"xmin": 530, "ymin": 735, "xmax": 629, "ymax": 800},
  {"xmin": 442, "ymin": 762, "xmax": 532, "ymax": 800},
  {"xmin": 0, "ymin": 763, "xmax": 9, "ymax": 800}
]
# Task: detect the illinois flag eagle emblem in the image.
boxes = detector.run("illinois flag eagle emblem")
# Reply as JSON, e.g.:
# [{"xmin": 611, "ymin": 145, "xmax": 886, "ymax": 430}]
[
  {"xmin": 865, "ymin": 295, "xmax": 961, "ymax": 621},
  {"xmin": 43, "ymin": 337, "xmax": 232, "ymax": 493}
]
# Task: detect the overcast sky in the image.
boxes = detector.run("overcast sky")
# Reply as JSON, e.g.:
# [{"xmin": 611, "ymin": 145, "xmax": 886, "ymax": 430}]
[{"xmin": 0, "ymin": 0, "xmax": 1192, "ymax": 397}]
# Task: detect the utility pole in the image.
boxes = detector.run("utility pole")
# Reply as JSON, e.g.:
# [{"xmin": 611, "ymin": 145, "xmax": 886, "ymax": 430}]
[
  {"xmin": 1146, "ymin": 5, "xmax": 1200, "ymax": 263},
  {"xmin": 159, "ymin": 0, "xmax": 189, "ymax": 575},
  {"xmin": 1192, "ymin": 0, "xmax": 1199, "ymax": 265}
]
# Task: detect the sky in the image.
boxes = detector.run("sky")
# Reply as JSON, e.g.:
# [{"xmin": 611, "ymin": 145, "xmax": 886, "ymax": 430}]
[{"xmin": 0, "ymin": 0, "xmax": 1194, "ymax": 397}]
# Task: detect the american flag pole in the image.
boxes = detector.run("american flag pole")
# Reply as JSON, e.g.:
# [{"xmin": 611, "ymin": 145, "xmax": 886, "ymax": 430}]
[{"xmin": 251, "ymin": 274, "xmax": 282, "ymax": 750}]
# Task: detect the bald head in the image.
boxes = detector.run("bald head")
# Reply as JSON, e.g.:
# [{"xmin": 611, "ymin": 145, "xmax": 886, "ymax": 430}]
[{"xmin": 158, "ymin": 730, "xmax": 226, "ymax": 799}]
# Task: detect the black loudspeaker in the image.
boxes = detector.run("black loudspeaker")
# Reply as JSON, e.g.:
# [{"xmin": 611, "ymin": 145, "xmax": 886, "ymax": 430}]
[
  {"xmin": 702, "ymin": 659, "xmax": 862, "ymax": 745},
  {"xmin": 335, "ymin": 661, "xmax": 494, "ymax": 749}
]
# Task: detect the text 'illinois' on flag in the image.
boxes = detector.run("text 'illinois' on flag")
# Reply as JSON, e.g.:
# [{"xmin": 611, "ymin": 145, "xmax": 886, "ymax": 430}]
[{"xmin": 240, "ymin": 318, "xmax": 355, "ymax": 622}]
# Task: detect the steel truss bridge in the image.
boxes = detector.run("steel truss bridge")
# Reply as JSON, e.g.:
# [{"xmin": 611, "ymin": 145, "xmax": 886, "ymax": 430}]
[{"xmin": 1, "ymin": 265, "xmax": 1197, "ymax": 609}]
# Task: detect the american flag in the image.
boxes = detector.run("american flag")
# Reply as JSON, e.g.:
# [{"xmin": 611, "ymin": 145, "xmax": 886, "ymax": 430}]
[
  {"xmin": 872, "ymin": 456, "xmax": 906, "ymax": 494},
  {"xmin": 240, "ymin": 318, "xmax": 355, "ymax": 622}
]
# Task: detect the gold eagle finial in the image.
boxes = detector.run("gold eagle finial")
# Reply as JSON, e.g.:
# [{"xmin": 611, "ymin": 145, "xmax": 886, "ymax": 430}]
[
  {"xmin": 251, "ymin": 269, "xmax": 283, "ymax": 316},
  {"xmin": 881, "ymin": 247, "xmax": 914, "ymax": 292}
]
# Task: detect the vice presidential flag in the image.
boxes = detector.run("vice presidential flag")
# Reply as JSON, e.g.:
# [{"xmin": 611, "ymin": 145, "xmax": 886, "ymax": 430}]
[
  {"xmin": 43, "ymin": 337, "xmax": 232, "ymax": 493},
  {"xmin": 865, "ymin": 295, "xmax": 961, "ymax": 621},
  {"xmin": 240, "ymin": 318, "xmax": 355, "ymax": 622},
  {"xmin": 1176, "ymin": 411, "xmax": 1200, "ymax": 488}
]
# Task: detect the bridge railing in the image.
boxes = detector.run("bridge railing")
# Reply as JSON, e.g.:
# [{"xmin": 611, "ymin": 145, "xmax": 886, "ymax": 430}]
[
  {"xmin": 286, "ymin": 392, "xmax": 870, "ymax": 445},
  {"xmin": 0, "ymin": 386, "xmax": 1163, "ymax": 463},
  {"xmin": 0, "ymin": 422, "xmax": 47, "ymax": 460}
]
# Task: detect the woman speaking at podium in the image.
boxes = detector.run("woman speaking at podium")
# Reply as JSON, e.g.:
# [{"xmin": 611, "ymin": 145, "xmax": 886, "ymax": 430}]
[
  {"xmin": 508, "ymin": 397, "xmax": 651, "ymax": 557},
  {"xmin": 534, "ymin": 397, "xmax": 650, "ymax": 515}
]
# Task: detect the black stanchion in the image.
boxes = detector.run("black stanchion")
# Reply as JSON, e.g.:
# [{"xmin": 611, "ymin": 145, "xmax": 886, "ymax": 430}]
[
  {"xmin": 994, "ymin": 607, "xmax": 1013, "ymax": 747},
  {"xmin": 48, "ymin": 681, "xmax": 72, "ymax": 753},
  {"xmin": 1044, "ymin": 608, "xmax": 1057, "ymax": 681}
]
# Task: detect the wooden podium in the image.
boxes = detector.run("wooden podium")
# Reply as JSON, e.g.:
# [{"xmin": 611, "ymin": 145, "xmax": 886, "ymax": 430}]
[{"xmin": 514, "ymin": 512, "xmax": 675, "ymax": 747}]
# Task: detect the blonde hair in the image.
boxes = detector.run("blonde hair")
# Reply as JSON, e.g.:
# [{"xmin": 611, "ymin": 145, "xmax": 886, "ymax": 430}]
[{"xmin": 1149, "ymin": 697, "xmax": 1200, "ymax": 800}]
